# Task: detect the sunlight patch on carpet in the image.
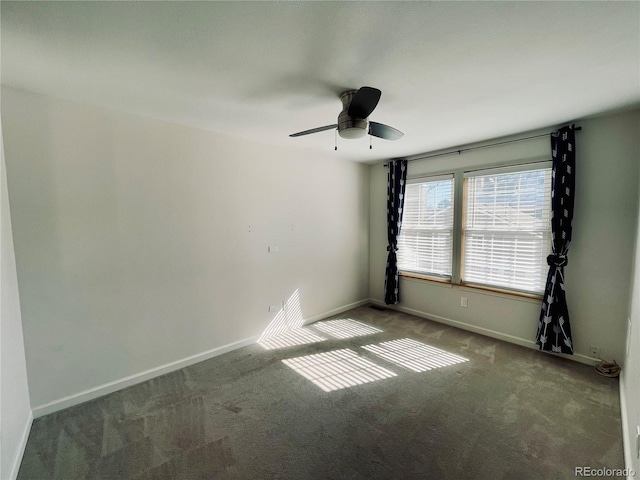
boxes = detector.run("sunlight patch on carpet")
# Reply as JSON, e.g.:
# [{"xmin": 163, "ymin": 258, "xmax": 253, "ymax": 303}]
[
  {"xmin": 311, "ymin": 319, "xmax": 383, "ymax": 339},
  {"xmin": 362, "ymin": 338, "xmax": 469, "ymax": 372},
  {"xmin": 258, "ymin": 327, "xmax": 327, "ymax": 350},
  {"xmin": 282, "ymin": 348, "xmax": 396, "ymax": 392}
]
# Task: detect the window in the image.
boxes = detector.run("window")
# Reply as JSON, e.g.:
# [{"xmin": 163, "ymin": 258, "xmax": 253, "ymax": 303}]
[
  {"xmin": 463, "ymin": 165, "xmax": 552, "ymax": 294},
  {"xmin": 397, "ymin": 162, "xmax": 552, "ymax": 296},
  {"xmin": 397, "ymin": 175, "xmax": 454, "ymax": 278}
]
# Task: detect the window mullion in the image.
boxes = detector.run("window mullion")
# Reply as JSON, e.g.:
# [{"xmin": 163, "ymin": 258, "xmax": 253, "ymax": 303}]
[{"xmin": 451, "ymin": 171, "xmax": 464, "ymax": 284}]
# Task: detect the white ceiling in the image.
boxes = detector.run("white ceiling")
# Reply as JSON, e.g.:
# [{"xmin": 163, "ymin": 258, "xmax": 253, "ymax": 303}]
[{"xmin": 2, "ymin": 1, "xmax": 639, "ymax": 163}]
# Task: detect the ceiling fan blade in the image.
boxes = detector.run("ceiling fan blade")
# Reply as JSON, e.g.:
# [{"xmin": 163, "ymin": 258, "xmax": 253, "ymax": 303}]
[
  {"xmin": 348, "ymin": 87, "xmax": 381, "ymax": 118},
  {"xmin": 369, "ymin": 121, "xmax": 404, "ymax": 140},
  {"xmin": 289, "ymin": 124, "xmax": 338, "ymax": 137}
]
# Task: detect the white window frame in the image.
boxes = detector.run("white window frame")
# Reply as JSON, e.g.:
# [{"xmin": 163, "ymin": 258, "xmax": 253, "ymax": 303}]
[
  {"xmin": 397, "ymin": 174, "xmax": 455, "ymax": 280},
  {"xmin": 461, "ymin": 162, "xmax": 552, "ymax": 295},
  {"xmin": 397, "ymin": 159, "xmax": 552, "ymax": 297}
]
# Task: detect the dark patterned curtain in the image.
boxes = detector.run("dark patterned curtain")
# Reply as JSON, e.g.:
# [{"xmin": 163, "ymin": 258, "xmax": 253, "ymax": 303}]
[
  {"xmin": 536, "ymin": 124, "xmax": 576, "ymax": 354},
  {"xmin": 384, "ymin": 159, "xmax": 407, "ymax": 305}
]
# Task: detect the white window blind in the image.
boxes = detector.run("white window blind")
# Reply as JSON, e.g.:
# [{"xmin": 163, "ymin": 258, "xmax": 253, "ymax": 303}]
[
  {"xmin": 398, "ymin": 176, "xmax": 454, "ymax": 278},
  {"xmin": 463, "ymin": 166, "xmax": 552, "ymax": 294}
]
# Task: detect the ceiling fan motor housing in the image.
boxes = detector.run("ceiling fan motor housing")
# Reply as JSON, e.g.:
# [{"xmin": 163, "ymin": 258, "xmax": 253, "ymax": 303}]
[{"xmin": 338, "ymin": 90, "xmax": 368, "ymax": 139}]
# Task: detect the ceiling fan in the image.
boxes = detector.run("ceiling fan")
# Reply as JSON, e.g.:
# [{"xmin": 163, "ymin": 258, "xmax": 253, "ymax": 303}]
[{"xmin": 289, "ymin": 86, "xmax": 403, "ymax": 143}]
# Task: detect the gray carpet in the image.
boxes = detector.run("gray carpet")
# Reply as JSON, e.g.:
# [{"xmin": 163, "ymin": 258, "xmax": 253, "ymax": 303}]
[{"xmin": 18, "ymin": 305, "xmax": 624, "ymax": 479}]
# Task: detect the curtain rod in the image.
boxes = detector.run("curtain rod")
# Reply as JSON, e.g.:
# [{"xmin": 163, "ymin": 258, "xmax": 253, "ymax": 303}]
[{"xmin": 383, "ymin": 126, "xmax": 582, "ymax": 167}]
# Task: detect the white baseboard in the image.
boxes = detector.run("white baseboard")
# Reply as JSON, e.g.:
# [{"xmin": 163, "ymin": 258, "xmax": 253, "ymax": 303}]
[
  {"xmin": 9, "ymin": 410, "xmax": 33, "ymax": 480},
  {"xmin": 369, "ymin": 298, "xmax": 598, "ymax": 366},
  {"xmin": 32, "ymin": 298, "xmax": 371, "ymax": 418},
  {"xmin": 619, "ymin": 377, "xmax": 635, "ymax": 480},
  {"xmin": 32, "ymin": 335, "xmax": 259, "ymax": 418},
  {"xmin": 304, "ymin": 298, "xmax": 370, "ymax": 324}
]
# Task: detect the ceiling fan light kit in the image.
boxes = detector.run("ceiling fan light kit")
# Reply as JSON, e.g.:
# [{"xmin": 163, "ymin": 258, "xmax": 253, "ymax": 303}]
[
  {"xmin": 290, "ymin": 86, "xmax": 403, "ymax": 147},
  {"xmin": 338, "ymin": 89, "xmax": 370, "ymax": 139}
]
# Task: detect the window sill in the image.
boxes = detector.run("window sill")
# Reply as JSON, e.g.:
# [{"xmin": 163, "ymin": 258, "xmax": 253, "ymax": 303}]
[
  {"xmin": 399, "ymin": 272, "xmax": 453, "ymax": 286},
  {"xmin": 399, "ymin": 272, "xmax": 543, "ymax": 303}
]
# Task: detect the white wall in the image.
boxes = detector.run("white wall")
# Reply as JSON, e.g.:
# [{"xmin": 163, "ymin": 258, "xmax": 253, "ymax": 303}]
[
  {"xmin": 1, "ymin": 115, "xmax": 32, "ymax": 479},
  {"xmin": 621, "ymin": 120, "xmax": 640, "ymax": 475},
  {"xmin": 1, "ymin": 87, "xmax": 370, "ymax": 413},
  {"xmin": 370, "ymin": 109, "xmax": 640, "ymax": 363}
]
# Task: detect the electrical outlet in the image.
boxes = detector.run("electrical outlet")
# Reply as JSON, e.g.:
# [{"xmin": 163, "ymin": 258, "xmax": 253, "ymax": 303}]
[
  {"xmin": 460, "ymin": 297, "xmax": 468, "ymax": 308},
  {"xmin": 268, "ymin": 305, "xmax": 279, "ymax": 312},
  {"xmin": 588, "ymin": 345, "xmax": 600, "ymax": 358}
]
